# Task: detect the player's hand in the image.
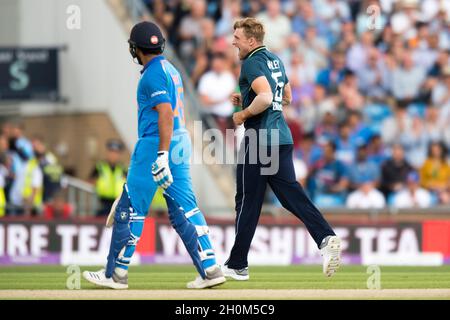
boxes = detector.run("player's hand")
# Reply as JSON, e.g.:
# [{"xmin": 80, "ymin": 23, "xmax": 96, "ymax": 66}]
[
  {"xmin": 233, "ymin": 110, "xmax": 249, "ymax": 126},
  {"xmin": 151, "ymin": 151, "xmax": 173, "ymax": 189},
  {"xmin": 231, "ymin": 93, "xmax": 242, "ymax": 107}
]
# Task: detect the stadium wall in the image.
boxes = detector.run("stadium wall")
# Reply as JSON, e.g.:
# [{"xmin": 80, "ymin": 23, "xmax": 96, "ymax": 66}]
[{"xmin": 1, "ymin": 216, "xmax": 449, "ymax": 266}]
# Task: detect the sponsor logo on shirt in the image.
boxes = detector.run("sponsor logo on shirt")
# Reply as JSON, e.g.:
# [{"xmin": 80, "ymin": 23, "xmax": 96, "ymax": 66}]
[{"xmin": 151, "ymin": 90, "xmax": 167, "ymax": 98}]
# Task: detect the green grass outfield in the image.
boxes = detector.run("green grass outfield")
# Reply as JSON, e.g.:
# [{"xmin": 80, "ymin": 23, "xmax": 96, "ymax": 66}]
[{"xmin": 1, "ymin": 265, "xmax": 450, "ymax": 290}]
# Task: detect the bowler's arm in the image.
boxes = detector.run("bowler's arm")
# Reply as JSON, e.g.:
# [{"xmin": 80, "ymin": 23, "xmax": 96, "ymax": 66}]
[
  {"xmin": 233, "ymin": 76, "xmax": 273, "ymax": 125},
  {"xmin": 282, "ymin": 82, "xmax": 292, "ymax": 106},
  {"xmin": 154, "ymin": 103, "xmax": 174, "ymax": 152}
]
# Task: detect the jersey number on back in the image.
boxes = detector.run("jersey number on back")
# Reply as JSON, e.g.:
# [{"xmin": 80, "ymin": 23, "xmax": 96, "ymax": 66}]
[
  {"xmin": 271, "ymin": 71, "xmax": 284, "ymax": 111},
  {"xmin": 174, "ymin": 86, "xmax": 185, "ymax": 126}
]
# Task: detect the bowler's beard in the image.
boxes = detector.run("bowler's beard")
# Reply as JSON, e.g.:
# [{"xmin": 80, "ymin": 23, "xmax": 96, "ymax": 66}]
[{"xmin": 238, "ymin": 48, "xmax": 248, "ymax": 60}]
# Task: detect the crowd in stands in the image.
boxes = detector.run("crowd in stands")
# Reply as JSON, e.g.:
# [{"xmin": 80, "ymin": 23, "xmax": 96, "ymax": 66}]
[
  {"xmin": 144, "ymin": 0, "xmax": 450, "ymax": 209},
  {"xmin": 0, "ymin": 122, "xmax": 69, "ymax": 218}
]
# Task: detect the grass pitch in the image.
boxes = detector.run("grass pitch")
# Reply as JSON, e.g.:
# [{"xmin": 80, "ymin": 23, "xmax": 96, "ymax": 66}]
[{"xmin": 0, "ymin": 265, "xmax": 450, "ymax": 299}]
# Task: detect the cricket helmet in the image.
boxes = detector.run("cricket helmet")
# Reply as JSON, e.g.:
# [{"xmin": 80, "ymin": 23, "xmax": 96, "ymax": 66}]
[{"xmin": 128, "ymin": 21, "xmax": 166, "ymax": 57}]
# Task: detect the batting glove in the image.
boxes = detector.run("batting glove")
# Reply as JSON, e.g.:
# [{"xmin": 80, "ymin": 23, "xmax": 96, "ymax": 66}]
[{"xmin": 151, "ymin": 151, "xmax": 173, "ymax": 189}]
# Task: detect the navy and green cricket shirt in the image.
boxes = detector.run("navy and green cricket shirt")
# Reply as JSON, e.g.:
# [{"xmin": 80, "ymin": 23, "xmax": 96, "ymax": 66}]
[{"xmin": 239, "ymin": 46, "xmax": 293, "ymax": 145}]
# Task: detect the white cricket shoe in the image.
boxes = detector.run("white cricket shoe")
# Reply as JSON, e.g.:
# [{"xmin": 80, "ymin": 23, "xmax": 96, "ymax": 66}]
[
  {"xmin": 320, "ymin": 235, "xmax": 342, "ymax": 277},
  {"xmin": 82, "ymin": 268, "xmax": 128, "ymax": 289},
  {"xmin": 187, "ymin": 265, "xmax": 226, "ymax": 289},
  {"xmin": 221, "ymin": 265, "xmax": 249, "ymax": 281}
]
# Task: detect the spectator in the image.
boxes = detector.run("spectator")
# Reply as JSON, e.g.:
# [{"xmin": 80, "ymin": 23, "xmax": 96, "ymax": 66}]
[
  {"xmin": 287, "ymin": 51, "xmax": 317, "ymax": 93},
  {"xmin": 380, "ymin": 143, "xmax": 414, "ymax": 197},
  {"xmin": 338, "ymin": 69, "xmax": 365, "ymax": 112},
  {"xmin": 381, "ymin": 100, "xmax": 413, "ymax": 146},
  {"xmin": 314, "ymin": 109, "xmax": 339, "ymax": 144},
  {"xmin": 90, "ymin": 139, "xmax": 127, "ymax": 217},
  {"xmin": 419, "ymin": 141, "xmax": 450, "ymax": 204},
  {"xmin": 391, "ymin": 51, "xmax": 426, "ymax": 101},
  {"xmin": 309, "ymin": 140, "xmax": 349, "ymax": 204},
  {"xmin": 300, "ymin": 25, "xmax": 330, "ymax": 71},
  {"xmin": 316, "ymin": 50, "xmax": 347, "ymax": 94},
  {"xmin": 298, "ymin": 84, "xmax": 336, "ymax": 134},
  {"xmin": 390, "ymin": 0, "xmax": 420, "ymax": 41},
  {"xmin": 190, "ymin": 17, "xmax": 217, "ymax": 85},
  {"xmin": 294, "ymin": 132, "xmax": 323, "ymax": 171},
  {"xmin": 432, "ymin": 64, "xmax": 450, "ymax": 108},
  {"xmin": 346, "ymin": 31, "xmax": 375, "ymax": 73},
  {"xmin": 356, "ymin": 47, "xmax": 390, "ymax": 100},
  {"xmin": 255, "ymin": 0, "xmax": 292, "ymax": 53},
  {"xmin": 242, "ymin": 0, "xmax": 263, "ymax": 18},
  {"xmin": 393, "ymin": 170, "xmax": 432, "ymax": 208},
  {"xmin": 292, "ymin": 0, "xmax": 332, "ymax": 44},
  {"xmin": 31, "ymin": 136, "xmax": 63, "ymax": 203},
  {"xmin": 198, "ymin": 52, "xmax": 236, "ymax": 134},
  {"xmin": 306, "ymin": 25, "xmax": 331, "ymax": 66},
  {"xmin": 346, "ymin": 111, "xmax": 373, "ymax": 147},
  {"xmin": 178, "ymin": 0, "xmax": 209, "ymax": 73},
  {"xmin": 427, "ymin": 49, "xmax": 449, "ymax": 80},
  {"xmin": 376, "ymin": 23, "xmax": 395, "ymax": 53},
  {"xmin": 335, "ymin": 121, "xmax": 356, "ymax": 166},
  {"xmin": 339, "ymin": 20, "xmax": 357, "ymax": 51},
  {"xmin": 423, "ymin": 106, "xmax": 445, "ymax": 143},
  {"xmin": 315, "ymin": 0, "xmax": 351, "ymax": 39},
  {"xmin": 0, "ymin": 134, "xmax": 9, "ymax": 217},
  {"xmin": 348, "ymin": 143, "xmax": 381, "ymax": 189},
  {"xmin": 43, "ymin": 191, "xmax": 73, "ymax": 220},
  {"xmin": 215, "ymin": 0, "xmax": 242, "ymax": 38},
  {"xmin": 435, "ymin": 66, "xmax": 450, "ymax": 147},
  {"xmin": 380, "ymin": 100, "xmax": 429, "ymax": 167},
  {"xmin": 410, "ymin": 22, "xmax": 439, "ymax": 71},
  {"xmin": 280, "ymin": 33, "xmax": 302, "ymax": 69},
  {"xmin": 367, "ymin": 134, "xmax": 389, "ymax": 166},
  {"xmin": 22, "ymin": 154, "xmax": 44, "ymax": 216},
  {"xmin": 3, "ymin": 122, "xmax": 33, "ymax": 215},
  {"xmin": 147, "ymin": 0, "xmax": 174, "ymax": 32},
  {"xmin": 346, "ymin": 178, "xmax": 386, "ymax": 209}
]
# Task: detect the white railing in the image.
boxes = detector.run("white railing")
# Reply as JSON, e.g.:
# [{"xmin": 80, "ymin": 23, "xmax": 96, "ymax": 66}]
[{"xmin": 62, "ymin": 175, "xmax": 98, "ymax": 216}]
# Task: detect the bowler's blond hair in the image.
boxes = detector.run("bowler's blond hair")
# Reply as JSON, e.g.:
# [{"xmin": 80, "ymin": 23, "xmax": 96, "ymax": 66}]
[{"xmin": 233, "ymin": 18, "xmax": 265, "ymax": 43}]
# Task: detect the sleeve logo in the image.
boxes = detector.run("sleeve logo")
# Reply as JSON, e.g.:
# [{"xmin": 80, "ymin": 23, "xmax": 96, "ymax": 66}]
[{"xmin": 151, "ymin": 90, "xmax": 167, "ymax": 98}]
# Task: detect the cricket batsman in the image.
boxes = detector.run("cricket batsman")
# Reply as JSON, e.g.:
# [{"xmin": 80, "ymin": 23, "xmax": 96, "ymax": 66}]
[
  {"xmin": 83, "ymin": 21, "xmax": 226, "ymax": 289},
  {"xmin": 222, "ymin": 18, "xmax": 342, "ymax": 280}
]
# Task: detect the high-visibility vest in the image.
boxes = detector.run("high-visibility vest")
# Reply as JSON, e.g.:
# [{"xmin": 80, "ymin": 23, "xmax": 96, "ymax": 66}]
[
  {"xmin": 0, "ymin": 187, "xmax": 5, "ymax": 217},
  {"xmin": 95, "ymin": 161, "xmax": 126, "ymax": 199},
  {"xmin": 43, "ymin": 152, "xmax": 63, "ymax": 183},
  {"xmin": 22, "ymin": 158, "xmax": 43, "ymax": 208}
]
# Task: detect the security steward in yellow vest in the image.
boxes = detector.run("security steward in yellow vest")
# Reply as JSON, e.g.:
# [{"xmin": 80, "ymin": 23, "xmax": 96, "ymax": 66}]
[
  {"xmin": 90, "ymin": 140, "xmax": 127, "ymax": 216},
  {"xmin": 32, "ymin": 136, "xmax": 63, "ymax": 203},
  {"xmin": 22, "ymin": 157, "xmax": 43, "ymax": 216}
]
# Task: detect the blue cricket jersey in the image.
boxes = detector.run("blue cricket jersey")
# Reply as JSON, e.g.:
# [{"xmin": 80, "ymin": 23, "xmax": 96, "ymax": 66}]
[{"xmin": 137, "ymin": 55, "xmax": 186, "ymax": 138}]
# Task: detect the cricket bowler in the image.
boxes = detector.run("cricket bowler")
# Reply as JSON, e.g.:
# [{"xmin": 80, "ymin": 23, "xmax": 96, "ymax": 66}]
[
  {"xmin": 83, "ymin": 21, "xmax": 226, "ymax": 289},
  {"xmin": 222, "ymin": 18, "xmax": 342, "ymax": 280}
]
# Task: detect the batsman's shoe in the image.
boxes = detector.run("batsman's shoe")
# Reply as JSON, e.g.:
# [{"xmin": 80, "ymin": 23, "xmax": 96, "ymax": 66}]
[
  {"xmin": 82, "ymin": 268, "xmax": 128, "ymax": 289},
  {"xmin": 222, "ymin": 265, "xmax": 249, "ymax": 281},
  {"xmin": 320, "ymin": 235, "xmax": 341, "ymax": 277},
  {"xmin": 187, "ymin": 265, "xmax": 226, "ymax": 289}
]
